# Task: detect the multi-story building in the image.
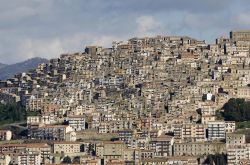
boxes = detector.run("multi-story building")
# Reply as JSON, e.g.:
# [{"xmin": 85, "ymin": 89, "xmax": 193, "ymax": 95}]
[
  {"xmin": 0, "ymin": 130, "xmax": 12, "ymax": 141},
  {"xmin": 167, "ymin": 156, "xmax": 199, "ymax": 165},
  {"xmin": 227, "ymin": 145, "xmax": 250, "ymax": 165},
  {"xmin": 53, "ymin": 141, "xmax": 80, "ymax": 154},
  {"xmin": 17, "ymin": 151, "xmax": 41, "ymax": 165},
  {"xmin": 173, "ymin": 142, "xmax": 226, "ymax": 156},
  {"xmin": 207, "ymin": 121, "xmax": 226, "ymax": 140},
  {"xmin": 103, "ymin": 141, "xmax": 125, "ymax": 163},
  {"xmin": 1, "ymin": 30, "xmax": 250, "ymax": 164},
  {"xmin": 123, "ymin": 148, "xmax": 140, "ymax": 164},
  {"xmin": 237, "ymin": 86, "xmax": 250, "ymax": 98},
  {"xmin": 0, "ymin": 154, "xmax": 11, "ymax": 165},
  {"xmin": 226, "ymin": 133, "xmax": 246, "ymax": 147},
  {"xmin": 25, "ymin": 143, "xmax": 52, "ymax": 165},
  {"xmin": 225, "ymin": 121, "xmax": 236, "ymax": 133},
  {"xmin": 118, "ymin": 129, "xmax": 134, "ymax": 144},
  {"xmin": 182, "ymin": 124, "xmax": 206, "ymax": 142},
  {"xmin": 28, "ymin": 125, "xmax": 76, "ymax": 141},
  {"xmin": 141, "ymin": 158, "xmax": 168, "ymax": 165},
  {"xmin": 230, "ymin": 30, "xmax": 250, "ymax": 42},
  {"xmin": 149, "ymin": 135, "xmax": 174, "ymax": 157},
  {"xmin": 27, "ymin": 116, "xmax": 41, "ymax": 126},
  {"xmin": 67, "ymin": 115, "xmax": 86, "ymax": 131}
]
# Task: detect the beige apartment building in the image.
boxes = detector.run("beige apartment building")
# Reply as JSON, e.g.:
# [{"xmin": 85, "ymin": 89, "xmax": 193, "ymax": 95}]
[
  {"xmin": 237, "ymin": 86, "xmax": 250, "ymax": 98},
  {"xmin": 182, "ymin": 124, "xmax": 206, "ymax": 142},
  {"xmin": 226, "ymin": 133, "xmax": 246, "ymax": 147},
  {"xmin": 149, "ymin": 135, "xmax": 174, "ymax": 157},
  {"xmin": 123, "ymin": 148, "xmax": 140, "ymax": 163},
  {"xmin": 227, "ymin": 145, "xmax": 250, "ymax": 165},
  {"xmin": 230, "ymin": 30, "xmax": 250, "ymax": 42},
  {"xmin": 25, "ymin": 143, "xmax": 52, "ymax": 165},
  {"xmin": 173, "ymin": 142, "xmax": 225, "ymax": 156},
  {"xmin": 103, "ymin": 141, "xmax": 125, "ymax": 164},
  {"xmin": 53, "ymin": 141, "xmax": 80, "ymax": 154}
]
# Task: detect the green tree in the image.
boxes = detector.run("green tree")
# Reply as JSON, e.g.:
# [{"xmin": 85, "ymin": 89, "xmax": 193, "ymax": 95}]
[
  {"xmin": 62, "ymin": 156, "xmax": 71, "ymax": 164},
  {"xmin": 72, "ymin": 156, "xmax": 80, "ymax": 164},
  {"xmin": 0, "ymin": 102, "xmax": 26, "ymax": 125},
  {"xmin": 223, "ymin": 98, "xmax": 250, "ymax": 121},
  {"xmin": 80, "ymin": 144, "xmax": 85, "ymax": 152},
  {"xmin": 203, "ymin": 153, "xmax": 227, "ymax": 165}
]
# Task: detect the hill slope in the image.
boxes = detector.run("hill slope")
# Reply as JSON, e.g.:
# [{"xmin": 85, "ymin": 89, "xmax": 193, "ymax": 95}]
[
  {"xmin": 0, "ymin": 57, "xmax": 48, "ymax": 80},
  {"xmin": 0, "ymin": 63, "xmax": 7, "ymax": 69}
]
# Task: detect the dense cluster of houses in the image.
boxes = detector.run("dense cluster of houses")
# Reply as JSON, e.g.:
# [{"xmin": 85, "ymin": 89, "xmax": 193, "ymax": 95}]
[{"xmin": 1, "ymin": 30, "xmax": 250, "ymax": 164}]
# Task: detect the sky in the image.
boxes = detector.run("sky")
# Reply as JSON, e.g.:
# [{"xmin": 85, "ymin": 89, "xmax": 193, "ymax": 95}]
[{"xmin": 0, "ymin": 0, "xmax": 250, "ymax": 64}]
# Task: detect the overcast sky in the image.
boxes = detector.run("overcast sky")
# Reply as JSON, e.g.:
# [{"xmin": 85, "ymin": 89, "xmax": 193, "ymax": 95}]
[{"xmin": 0, "ymin": 0, "xmax": 250, "ymax": 64}]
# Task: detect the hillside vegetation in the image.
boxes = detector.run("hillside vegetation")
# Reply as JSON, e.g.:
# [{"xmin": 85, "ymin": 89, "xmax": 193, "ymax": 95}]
[{"xmin": 0, "ymin": 103, "xmax": 26, "ymax": 125}]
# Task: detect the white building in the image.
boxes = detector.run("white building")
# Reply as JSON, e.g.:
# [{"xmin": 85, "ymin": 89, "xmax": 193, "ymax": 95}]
[
  {"xmin": 0, "ymin": 130, "xmax": 12, "ymax": 141},
  {"xmin": 67, "ymin": 115, "xmax": 86, "ymax": 131},
  {"xmin": 27, "ymin": 116, "xmax": 41, "ymax": 125},
  {"xmin": 207, "ymin": 121, "xmax": 225, "ymax": 140},
  {"xmin": 0, "ymin": 154, "xmax": 11, "ymax": 165},
  {"xmin": 29, "ymin": 125, "xmax": 76, "ymax": 141},
  {"xmin": 227, "ymin": 145, "xmax": 250, "ymax": 165},
  {"xmin": 18, "ymin": 151, "xmax": 41, "ymax": 165}
]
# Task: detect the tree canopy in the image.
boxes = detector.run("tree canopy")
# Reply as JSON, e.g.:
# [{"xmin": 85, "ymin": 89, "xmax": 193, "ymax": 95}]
[
  {"xmin": 72, "ymin": 156, "xmax": 80, "ymax": 164},
  {"xmin": 62, "ymin": 156, "xmax": 72, "ymax": 164},
  {"xmin": 203, "ymin": 153, "xmax": 227, "ymax": 165},
  {"xmin": 0, "ymin": 103, "xmax": 26, "ymax": 125},
  {"xmin": 223, "ymin": 98, "xmax": 250, "ymax": 121}
]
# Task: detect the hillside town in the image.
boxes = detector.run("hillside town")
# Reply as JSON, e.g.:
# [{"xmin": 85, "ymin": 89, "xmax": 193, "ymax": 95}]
[{"xmin": 1, "ymin": 30, "xmax": 250, "ymax": 165}]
